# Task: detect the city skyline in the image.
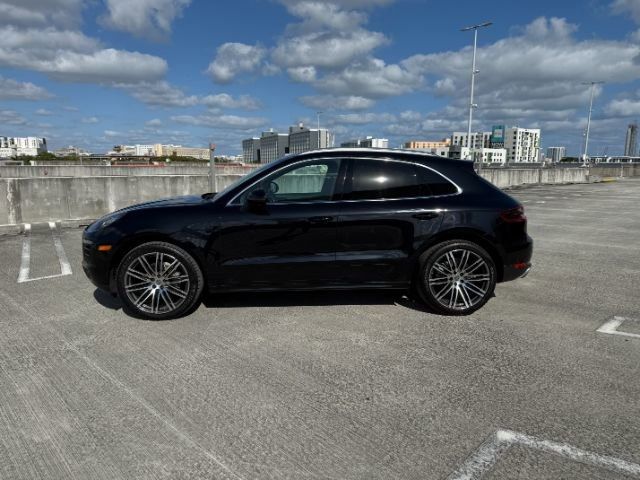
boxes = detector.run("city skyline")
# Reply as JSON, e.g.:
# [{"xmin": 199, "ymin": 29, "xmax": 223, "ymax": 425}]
[{"xmin": 1, "ymin": 0, "xmax": 640, "ymax": 155}]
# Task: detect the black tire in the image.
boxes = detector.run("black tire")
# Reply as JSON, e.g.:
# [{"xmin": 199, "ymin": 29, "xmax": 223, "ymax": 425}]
[
  {"xmin": 116, "ymin": 241, "xmax": 204, "ymax": 320},
  {"xmin": 416, "ymin": 240, "xmax": 497, "ymax": 316}
]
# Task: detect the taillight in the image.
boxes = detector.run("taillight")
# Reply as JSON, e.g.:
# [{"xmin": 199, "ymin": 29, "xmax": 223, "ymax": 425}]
[{"xmin": 500, "ymin": 206, "xmax": 527, "ymax": 224}]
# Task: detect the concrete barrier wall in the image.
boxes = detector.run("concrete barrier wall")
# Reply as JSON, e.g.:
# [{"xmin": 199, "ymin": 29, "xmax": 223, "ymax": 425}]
[
  {"xmin": 1, "ymin": 166, "xmax": 638, "ymax": 226},
  {"xmin": 0, "ymin": 164, "xmax": 259, "ymax": 178}
]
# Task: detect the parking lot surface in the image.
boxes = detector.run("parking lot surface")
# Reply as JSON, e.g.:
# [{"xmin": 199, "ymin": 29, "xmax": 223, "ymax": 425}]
[{"xmin": 1, "ymin": 179, "xmax": 639, "ymax": 479}]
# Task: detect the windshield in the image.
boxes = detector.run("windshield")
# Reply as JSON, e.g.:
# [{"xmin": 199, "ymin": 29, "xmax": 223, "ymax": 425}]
[{"xmin": 212, "ymin": 162, "xmax": 275, "ymax": 201}]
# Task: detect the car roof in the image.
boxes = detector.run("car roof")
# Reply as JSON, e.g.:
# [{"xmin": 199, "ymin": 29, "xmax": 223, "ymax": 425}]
[{"xmin": 284, "ymin": 147, "xmax": 474, "ymax": 168}]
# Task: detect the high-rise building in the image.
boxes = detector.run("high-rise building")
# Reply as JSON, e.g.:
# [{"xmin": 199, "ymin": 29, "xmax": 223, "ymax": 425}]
[
  {"xmin": 451, "ymin": 132, "xmax": 492, "ymax": 149},
  {"xmin": 624, "ymin": 123, "xmax": 638, "ymax": 157},
  {"xmin": 546, "ymin": 146, "xmax": 566, "ymax": 163},
  {"xmin": 242, "ymin": 138, "xmax": 261, "ymax": 163},
  {"xmin": 242, "ymin": 124, "xmax": 334, "ymax": 164},
  {"xmin": 288, "ymin": 124, "xmax": 333, "ymax": 154},
  {"xmin": 503, "ymin": 127, "xmax": 541, "ymax": 163},
  {"xmin": 0, "ymin": 136, "xmax": 47, "ymax": 157},
  {"xmin": 341, "ymin": 136, "xmax": 389, "ymax": 148}
]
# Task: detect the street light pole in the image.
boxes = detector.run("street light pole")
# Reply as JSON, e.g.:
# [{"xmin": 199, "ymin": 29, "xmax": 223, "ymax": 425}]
[
  {"xmin": 461, "ymin": 21, "xmax": 492, "ymax": 170},
  {"xmin": 316, "ymin": 111, "xmax": 323, "ymax": 149},
  {"xmin": 208, "ymin": 143, "xmax": 216, "ymax": 192},
  {"xmin": 582, "ymin": 81, "xmax": 604, "ymax": 166}
]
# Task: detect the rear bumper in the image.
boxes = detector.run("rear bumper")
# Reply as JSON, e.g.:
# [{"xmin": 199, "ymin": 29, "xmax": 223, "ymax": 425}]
[{"xmin": 500, "ymin": 235, "xmax": 533, "ymax": 282}]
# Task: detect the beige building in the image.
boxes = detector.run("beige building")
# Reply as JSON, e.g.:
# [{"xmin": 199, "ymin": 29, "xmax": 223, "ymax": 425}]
[
  {"xmin": 404, "ymin": 139, "xmax": 451, "ymax": 150},
  {"xmin": 155, "ymin": 144, "xmax": 209, "ymax": 160}
]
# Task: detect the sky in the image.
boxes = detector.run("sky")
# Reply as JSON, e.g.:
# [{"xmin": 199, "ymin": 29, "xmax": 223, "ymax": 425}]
[{"xmin": 1, "ymin": 0, "xmax": 640, "ymax": 156}]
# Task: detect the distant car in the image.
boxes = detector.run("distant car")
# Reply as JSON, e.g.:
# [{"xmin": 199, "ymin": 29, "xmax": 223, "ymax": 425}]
[{"xmin": 83, "ymin": 148, "xmax": 532, "ymax": 320}]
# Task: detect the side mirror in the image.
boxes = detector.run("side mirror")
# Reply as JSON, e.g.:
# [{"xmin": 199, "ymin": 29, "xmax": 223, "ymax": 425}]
[{"xmin": 245, "ymin": 188, "xmax": 268, "ymax": 213}]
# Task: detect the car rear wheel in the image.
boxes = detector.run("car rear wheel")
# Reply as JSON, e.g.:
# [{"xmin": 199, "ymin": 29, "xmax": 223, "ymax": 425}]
[
  {"xmin": 417, "ymin": 240, "xmax": 496, "ymax": 316},
  {"xmin": 116, "ymin": 241, "xmax": 204, "ymax": 320}
]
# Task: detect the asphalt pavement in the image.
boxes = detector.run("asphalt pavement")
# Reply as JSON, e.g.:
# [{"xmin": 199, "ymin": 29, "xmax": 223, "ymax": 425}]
[{"xmin": 0, "ymin": 178, "xmax": 639, "ymax": 479}]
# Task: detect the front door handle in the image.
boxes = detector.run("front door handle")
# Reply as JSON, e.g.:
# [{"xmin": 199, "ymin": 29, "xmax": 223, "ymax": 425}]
[
  {"xmin": 308, "ymin": 216, "xmax": 334, "ymax": 224},
  {"xmin": 413, "ymin": 212, "xmax": 440, "ymax": 220}
]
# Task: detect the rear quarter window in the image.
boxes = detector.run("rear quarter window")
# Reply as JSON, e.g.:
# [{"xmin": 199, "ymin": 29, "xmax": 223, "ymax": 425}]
[{"xmin": 417, "ymin": 166, "xmax": 459, "ymax": 196}]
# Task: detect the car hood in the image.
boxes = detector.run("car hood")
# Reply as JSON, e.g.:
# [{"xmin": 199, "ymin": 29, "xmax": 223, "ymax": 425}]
[{"xmin": 116, "ymin": 194, "xmax": 208, "ymax": 213}]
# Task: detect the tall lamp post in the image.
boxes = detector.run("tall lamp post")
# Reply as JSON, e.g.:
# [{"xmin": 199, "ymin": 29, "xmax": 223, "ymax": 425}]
[
  {"xmin": 582, "ymin": 81, "xmax": 604, "ymax": 166},
  {"xmin": 461, "ymin": 21, "xmax": 492, "ymax": 170},
  {"xmin": 208, "ymin": 143, "xmax": 216, "ymax": 192},
  {"xmin": 316, "ymin": 111, "xmax": 323, "ymax": 149}
]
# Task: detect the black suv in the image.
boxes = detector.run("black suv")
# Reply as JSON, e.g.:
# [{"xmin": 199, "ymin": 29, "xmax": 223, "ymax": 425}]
[{"xmin": 83, "ymin": 149, "xmax": 532, "ymax": 319}]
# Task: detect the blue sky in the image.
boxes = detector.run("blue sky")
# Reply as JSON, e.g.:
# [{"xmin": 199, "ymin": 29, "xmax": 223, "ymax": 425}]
[{"xmin": 2, "ymin": 0, "xmax": 640, "ymax": 156}]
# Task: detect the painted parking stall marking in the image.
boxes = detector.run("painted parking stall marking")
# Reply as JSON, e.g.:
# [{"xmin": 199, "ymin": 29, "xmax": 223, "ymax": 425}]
[
  {"xmin": 17, "ymin": 222, "xmax": 73, "ymax": 283},
  {"xmin": 597, "ymin": 316, "xmax": 640, "ymax": 339},
  {"xmin": 447, "ymin": 429, "xmax": 640, "ymax": 480}
]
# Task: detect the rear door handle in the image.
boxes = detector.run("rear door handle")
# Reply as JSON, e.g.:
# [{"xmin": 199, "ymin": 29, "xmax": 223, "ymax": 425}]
[
  {"xmin": 413, "ymin": 212, "xmax": 440, "ymax": 220},
  {"xmin": 309, "ymin": 216, "xmax": 334, "ymax": 224}
]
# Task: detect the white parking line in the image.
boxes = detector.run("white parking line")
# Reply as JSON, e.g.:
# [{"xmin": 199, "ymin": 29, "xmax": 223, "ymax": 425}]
[
  {"xmin": 17, "ymin": 223, "xmax": 31, "ymax": 283},
  {"xmin": 597, "ymin": 316, "xmax": 640, "ymax": 339},
  {"xmin": 447, "ymin": 429, "xmax": 640, "ymax": 479},
  {"xmin": 17, "ymin": 222, "xmax": 73, "ymax": 284}
]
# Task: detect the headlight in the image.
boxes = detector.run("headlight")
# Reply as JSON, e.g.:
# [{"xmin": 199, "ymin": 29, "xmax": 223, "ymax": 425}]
[{"xmin": 100, "ymin": 212, "xmax": 124, "ymax": 229}]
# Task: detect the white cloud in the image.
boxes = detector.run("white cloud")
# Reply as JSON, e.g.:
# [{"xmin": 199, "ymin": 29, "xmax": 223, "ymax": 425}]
[
  {"xmin": 0, "ymin": 0, "xmax": 84, "ymax": 28},
  {"xmin": 81, "ymin": 116, "xmax": 99, "ymax": 124},
  {"xmin": 206, "ymin": 43, "xmax": 267, "ymax": 84},
  {"xmin": 145, "ymin": 118, "xmax": 163, "ymax": 127},
  {"xmin": 200, "ymin": 93, "xmax": 262, "ymax": 110},
  {"xmin": 101, "ymin": 0, "xmax": 191, "ymax": 41},
  {"xmin": 0, "ymin": 110, "xmax": 28, "ymax": 125},
  {"xmin": 171, "ymin": 114, "xmax": 268, "ymax": 130},
  {"xmin": 0, "ymin": 75, "xmax": 52, "ymax": 100},
  {"xmin": 35, "ymin": 108, "xmax": 53, "ymax": 116},
  {"xmin": 315, "ymin": 57, "xmax": 422, "ymax": 98},
  {"xmin": 117, "ymin": 81, "xmax": 199, "ymax": 107},
  {"xmin": 333, "ymin": 112, "xmax": 397, "ymax": 124},
  {"xmin": 611, "ymin": 0, "xmax": 640, "ymax": 24},
  {"xmin": 299, "ymin": 94, "xmax": 374, "ymax": 110},
  {"xmin": 287, "ymin": 66, "xmax": 317, "ymax": 83},
  {"xmin": 0, "ymin": 27, "xmax": 168, "ymax": 83}
]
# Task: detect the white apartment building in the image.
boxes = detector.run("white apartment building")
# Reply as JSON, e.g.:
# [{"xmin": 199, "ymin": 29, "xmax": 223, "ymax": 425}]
[
  {"xmin": 546, "ymin": 146, "xmax": 566, "ymax": 163},
  {"xmin": 341, "ymin": 136, "xmax": 389, "ymax": 148},
  {"xmin": 451, "ymin": 132, "xmax": 492, "ymax": 150},
  {"xmin": 288, "ymin": 124, "xmax": 333, "ymax": 155},
  {"xmin": 504, "ymin": 127, "xmax": 541, "ymax": 163},
  {"xmin": 54, "ymin": 145, "xmax": 90, "ymax": 157},
  {"xmin": 448, "ymin": 146, "xmax": 507, "ymax": 164},
  {"xmin": 0, "ymin": 136, "xmax": 47, "ymax": 157}
]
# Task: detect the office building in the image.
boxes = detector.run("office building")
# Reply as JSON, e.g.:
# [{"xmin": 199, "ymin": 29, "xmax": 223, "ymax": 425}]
[
  {"xmin": 624, "ymin": 123, "xmax": 638, "ymax": 157},
  {"xmin": 0, "ymin": 136, "xmax": 47, "ymax": 157},
  {"xmin": 546, "ymin": 146, "xmax": 566, "ymax": 163},
  {"xmin": 242, "ymin": 124, "xmax": 334, "ymax": 164},
  {"xmin": 260, "ymin": 130, "xmax": 290, "ymax": 164},
  {"xmin": 155, "ymin": 144, "xmax": 209, "ymax": 160},
  {"xmin": 53, "ymin": 146, "xmax": 91, "ymax": 157},
  {"xmin": 448, "ymin": 146, "xmax": 507, "ymax": 164},
  {"xmin": 288, "ymin": 124, "xmax": 333, "ymax": 155},
  {"xmin": 341, "ymin": 136, "xmax": 389, "ymax": 148},
  {"xmin": 242, "ymin": 138, "xmax": 261, "ymax": 163},
  {"xmin": 404, "ymin": 139, "xmax": 451, "ymax": 150},
  {"xmin": 451, "ymin": 132, "xmax": 492, "ymax": 149}
]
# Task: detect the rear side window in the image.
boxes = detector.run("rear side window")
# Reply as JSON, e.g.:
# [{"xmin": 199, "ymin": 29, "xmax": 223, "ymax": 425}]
[
  {"xmin": 345, "ymin": 159, "xmax": 421, "ymax": 200},
  {"xmin": 417, "ymin": 166, "xmax": 459, "ymax": 196}
]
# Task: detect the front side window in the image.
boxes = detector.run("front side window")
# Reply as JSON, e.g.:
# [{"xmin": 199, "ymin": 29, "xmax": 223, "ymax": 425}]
[
  {"xmin": 344, "ymin": 159, "xmax": 422, "ymax": 200},
  {"xmin": 236, "ymin": 159, "xmax": 340, "ymax": 204}
]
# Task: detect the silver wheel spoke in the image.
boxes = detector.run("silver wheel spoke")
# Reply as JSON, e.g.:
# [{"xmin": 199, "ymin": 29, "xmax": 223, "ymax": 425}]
[
  {"xmin": 427, "ymin": 248, "xmax": 491, "ymax": 311},
  {"xmin": 124, "ymin": 251, "xmax": 191, "ymax": 314}
]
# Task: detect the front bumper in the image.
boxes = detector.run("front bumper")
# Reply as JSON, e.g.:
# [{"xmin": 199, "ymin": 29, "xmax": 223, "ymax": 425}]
[{"xmin": 82, "ymin": 231, "xmax": 114, "ymax": 292}]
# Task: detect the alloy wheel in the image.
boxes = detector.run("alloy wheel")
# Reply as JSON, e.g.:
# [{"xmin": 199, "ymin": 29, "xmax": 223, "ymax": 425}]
[
  {"xmin": 426, "ymin": 248, "xmax": 491, "ymax": 311},
  {"xmin": 124, "ymin": 252, "xmax": 190, "ymax": 315}
]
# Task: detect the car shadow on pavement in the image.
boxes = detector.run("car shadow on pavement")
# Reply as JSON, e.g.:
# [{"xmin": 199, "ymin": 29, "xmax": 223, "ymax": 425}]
[
  {"xmin": 93, "ymin": 288, "xmax": 123, "ymax": 311},
  {"xmin": 93, "ymin": 288, "xmax": 436, "ymax": 319},
  {"xmin": 202, "ymin": 290, "xmax": 433, "ymax": 313}
]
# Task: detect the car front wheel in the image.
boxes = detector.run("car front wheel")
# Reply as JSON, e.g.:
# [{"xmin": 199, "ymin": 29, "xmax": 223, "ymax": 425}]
[
  {"xmin": 418, "ymin": 240, "xmax": 497, "ymax": 316},
  {"xmin": 116, "ymin": 241, "xmax": 204, "ymax": 320}
]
